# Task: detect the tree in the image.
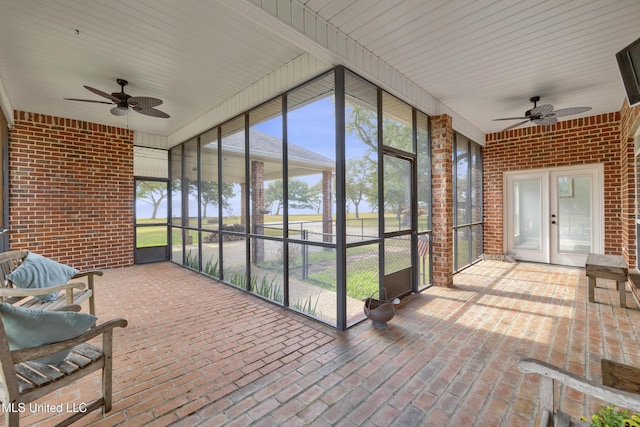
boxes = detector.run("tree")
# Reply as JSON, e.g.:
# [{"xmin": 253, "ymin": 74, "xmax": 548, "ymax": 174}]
[
  {"xmin": 264, "ymin": 178, "xmax": 321, "ymax": 215},
  {"xmin": 136, "ymin": 181, "xmax": 167, "ymax": 219},
  {"xmin": 198, "ymin": 181, "xmax": 235, "ymax": 218},
  {"xmin": 308, "ymin": 182, "xmax": 324, "ymax": 214},
  {"xmin": 200, "ymin": 181, "xmax": 236, "ymax": 218},
  {"xmin": 287, "ymin": 179, "xmax": 316, "ymax": 211},
  {"xmin": 265, "ymin": 180, "xmax": 284, "ymax": 215},
  {"xmin": 345, "ymin": 158, "xmax": 373, "ymax": 218}
]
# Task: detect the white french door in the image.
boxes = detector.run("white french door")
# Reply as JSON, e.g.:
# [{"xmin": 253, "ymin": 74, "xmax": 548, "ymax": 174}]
[{"xmin": 505, "ymin": 165, "xmax": 603, "ymax": 267}]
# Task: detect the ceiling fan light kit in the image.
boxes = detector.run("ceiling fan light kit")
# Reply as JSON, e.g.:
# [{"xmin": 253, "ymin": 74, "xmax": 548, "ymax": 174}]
[
  {"xmin": 493, "ymin": 96, "xmax": 591, "ymax": 131},
  {"xmin": 110, "ymin": 106, "xmax": 129, "ymax": 116},
  {"xmin": 64, "ymin": 78, "xmax": 170, "ymax": 118}
]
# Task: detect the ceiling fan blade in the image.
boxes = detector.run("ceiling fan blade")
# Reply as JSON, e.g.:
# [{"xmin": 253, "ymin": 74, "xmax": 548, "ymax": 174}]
[
  {"xmin": 83, "ymin": 85, "xmax": 120, "ymax": 103},
  {"xmin": 128, "ymin": 96, "xmax": 163, "ymax": 109},
  {"xmin": 64, "ymin": 98, "xmax": 113, "ymax": 105},
  {"xmin": 552, "ymin": 106, "xmax": 592, "ymax": 118},
  {"xmin": 133, "ymin": 107, "xmax": 170, "ymax": 118},
  {"xmin": 501, "ymin": 120, "xmax": 529, "ymax": 131},
  {"xmin": 529, "ymin": 104, "xmax": 554, "ymax": 116},
  {"xmin": 493, "ymin": 117, "xmax": 528, "ymax": 121},
  {"xmin": 534, "ymin": 116, "xmax": 558, "ymax": 126}
]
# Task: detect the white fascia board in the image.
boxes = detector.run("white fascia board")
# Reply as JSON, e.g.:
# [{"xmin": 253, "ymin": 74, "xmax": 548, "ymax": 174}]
[{"xmin": 0, "ymin": 75, "xmax": 14, "ymax": 128}]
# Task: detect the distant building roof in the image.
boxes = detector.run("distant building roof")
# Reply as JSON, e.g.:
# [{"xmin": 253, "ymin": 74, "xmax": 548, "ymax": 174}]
[{"xmin": 219, "ymin": 129, "xmax": 335, "ymax": 171}]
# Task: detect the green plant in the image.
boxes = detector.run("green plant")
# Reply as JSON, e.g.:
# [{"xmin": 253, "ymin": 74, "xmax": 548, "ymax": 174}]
[
  {"xmin": 226, "ymin": 271, "xmax": 284, "ymax": 303},
  {"xmin": 251, "ymin": 274, "xmax": 283, "ymax": 303},
  {"xmin": 203, "ymin": 257, "xmax": 219, "ymax": 277},
  {"xmin": 292, "ymin": 293, "xmax": 320, "ymax": 316},
  {"xmin": 185, "ymin": 250, "xmax": 199, "ymax": 270},
  {"xmin": 581, "ymin": 404, "xmax": 640, "ymax": 427},
  {"xmin": 228, "ymin": 271, "xmax": 248, "ymax": 288}
]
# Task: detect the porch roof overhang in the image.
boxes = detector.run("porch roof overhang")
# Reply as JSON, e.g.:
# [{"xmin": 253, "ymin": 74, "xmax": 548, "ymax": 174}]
[{"xmin": 194, "ymin": 129, "xmax": 334, "ymax": 183}]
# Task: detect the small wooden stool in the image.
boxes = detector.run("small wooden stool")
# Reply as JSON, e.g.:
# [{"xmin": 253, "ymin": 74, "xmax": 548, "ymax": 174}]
[{"xmin": 585, "ymin": 253, "xmax": 628, "ymax": 307}]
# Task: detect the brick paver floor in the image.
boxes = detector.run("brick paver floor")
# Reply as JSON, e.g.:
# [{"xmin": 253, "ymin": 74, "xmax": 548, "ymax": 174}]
[{"xmin": 11, "ymin": 260, "xmax": 640, "ymax": 426}]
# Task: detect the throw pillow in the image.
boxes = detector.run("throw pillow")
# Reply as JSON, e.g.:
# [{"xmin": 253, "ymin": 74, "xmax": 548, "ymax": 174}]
[
  {"xmin": 7, "ymin": 252, "xmax": 79, "ymax": 302},
  {"xmin": 0, "ymin": 303, "xmax": 97, "ymax": 365}
]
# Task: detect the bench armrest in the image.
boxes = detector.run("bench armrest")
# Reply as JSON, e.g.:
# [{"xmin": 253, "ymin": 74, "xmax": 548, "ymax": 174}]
[
  {"xmin": 0, "ymin": 282, "xmax": 86, "ymax": 298},
  {"xmin": 519, "ymin": 358, "xmax": 640, "ymax": 412},
  {"xmin": 72, "ymin": 270, "xmax": 104, "ymax": 279}
]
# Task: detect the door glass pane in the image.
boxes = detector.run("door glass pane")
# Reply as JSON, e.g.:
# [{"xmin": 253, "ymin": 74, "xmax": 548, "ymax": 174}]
[
  {"xmin": 136, "ymin": 225, "xmax": 167, "ymax": 247},
  {"xmin": 384, "ymin": 155, "xmax": 412, "ymax": 233},
  {"xmin": 557, "ymin": 175, "xmax": 591, "ymax": 254},
  {"xmin": 513, "ymin": 178, "xmax": 541, "ymax": 251},
  {"xmin": 135, "ymin": 179, "xmax": 168, "ymax": 250},
  {"xmin": 135, "ymin": 181, "xmax": 168, "ymax": 225},
  {"xmin": 385, "ymin": 235, "xmax": 411, "ymax": 274}
]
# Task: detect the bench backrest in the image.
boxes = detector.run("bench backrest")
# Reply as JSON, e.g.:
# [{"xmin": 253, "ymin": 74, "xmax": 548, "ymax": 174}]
[{"xmin": 0, "ymin": 251, "xmax": 28, "ymax": 294}]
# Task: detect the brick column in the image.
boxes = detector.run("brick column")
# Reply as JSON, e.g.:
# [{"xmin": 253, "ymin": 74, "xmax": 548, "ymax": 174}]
[
  {"xmin": 240, "ymin": 183, "xmax": 246, "ymax": 228},
  {"xmin": 431, "ymin": 114, "xmax": 454, "ymax": 287}
]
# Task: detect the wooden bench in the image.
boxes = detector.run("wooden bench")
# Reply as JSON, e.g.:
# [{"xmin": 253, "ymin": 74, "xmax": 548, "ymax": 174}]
[
  {"xmin": 519, "ymin": 358, "xmax": 640, "ymax": 427},
  {"xmin": 0, "ymin": 304, "xmax": 127, "ymax": 427},
  {"xmin": 585, "ymin": 253, "xmax": 628, "ymax": 308},
  {"xmin": 0, "ymin": 251, "xmax": 101, "ymax": 315}
]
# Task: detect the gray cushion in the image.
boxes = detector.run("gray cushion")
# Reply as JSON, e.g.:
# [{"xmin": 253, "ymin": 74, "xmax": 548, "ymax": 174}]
[
  {"xmin": 7, "ymin": 252, "xmax": 79, "ymax": 302},
  {"xmin": 0, "ymin": 303, "xmax": 96, "ymax": 365}
]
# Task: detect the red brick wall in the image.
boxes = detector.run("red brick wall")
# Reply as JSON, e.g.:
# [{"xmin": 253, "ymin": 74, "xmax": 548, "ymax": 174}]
[
  {"xmin": 8, "ymin": 111, "xmax": 134, "ymax": 270},
  {"xmin": 484, "ymin": 113, "xmax": 621, "ymax": 258}
]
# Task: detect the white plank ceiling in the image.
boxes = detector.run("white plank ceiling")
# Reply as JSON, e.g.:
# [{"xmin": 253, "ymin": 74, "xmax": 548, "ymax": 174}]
[{"xmin": 1, "ymin": 0, "xmax": 639, "ymax": 147}]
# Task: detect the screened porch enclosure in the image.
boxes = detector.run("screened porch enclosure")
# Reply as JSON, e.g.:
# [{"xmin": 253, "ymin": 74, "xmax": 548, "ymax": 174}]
[{"xmin": 169, "ymin": 67, "xmax": 433, "ymax": 330}]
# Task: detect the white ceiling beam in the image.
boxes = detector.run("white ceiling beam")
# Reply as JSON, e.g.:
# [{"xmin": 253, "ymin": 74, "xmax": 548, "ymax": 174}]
[{"xmin": 218, "ymin": 0, "xmax": 485, "ymax": 143}]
